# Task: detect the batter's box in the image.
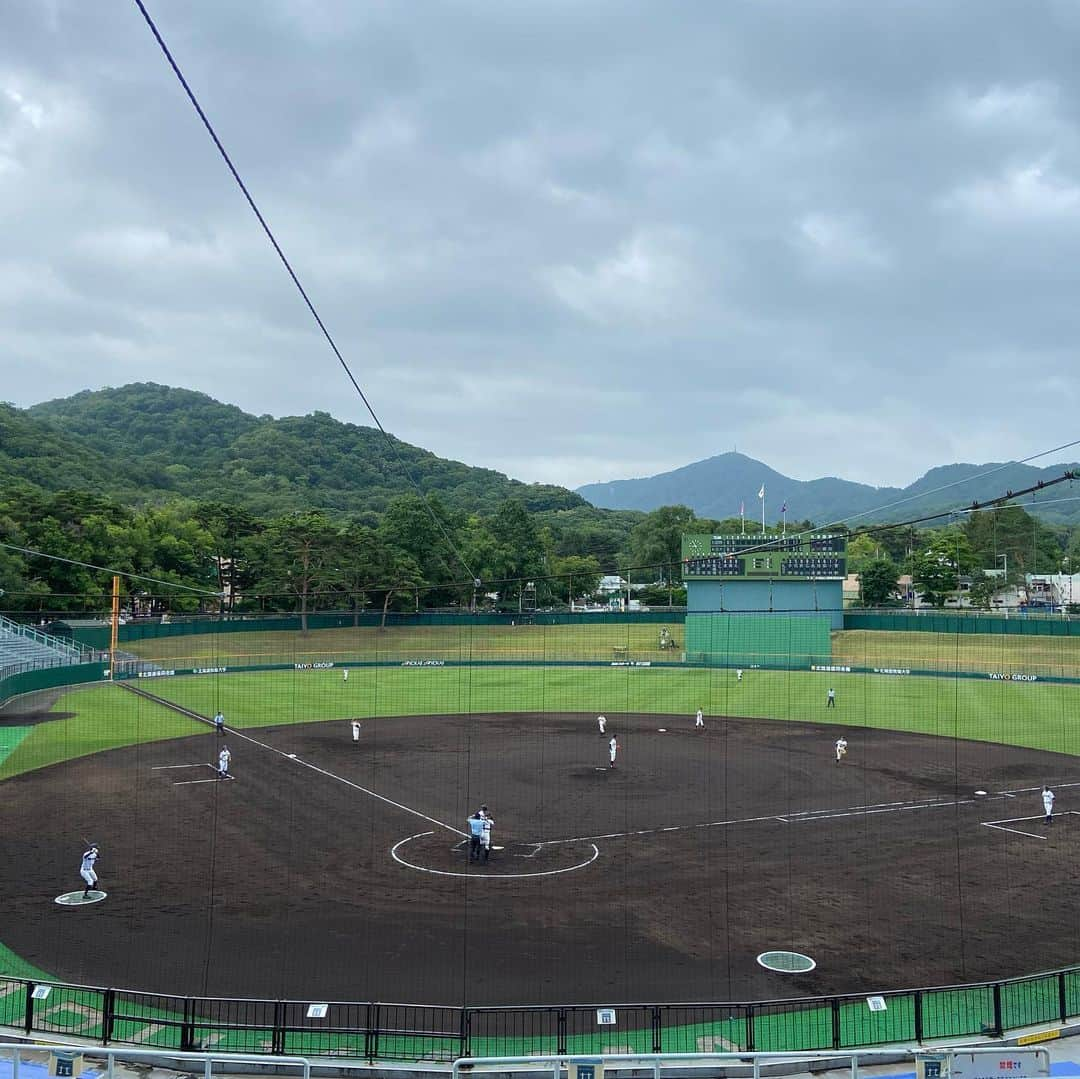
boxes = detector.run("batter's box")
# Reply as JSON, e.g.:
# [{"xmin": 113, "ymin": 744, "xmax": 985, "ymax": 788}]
[{"xmin": 982, "ymin": 809, "xmax": 1080, "ymax": 840}]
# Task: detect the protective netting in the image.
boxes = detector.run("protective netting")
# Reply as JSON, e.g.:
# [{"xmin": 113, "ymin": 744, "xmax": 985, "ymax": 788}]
[{"xmin": 2, "ymin": 609, "xmax": 1080, "ymax": 1014}]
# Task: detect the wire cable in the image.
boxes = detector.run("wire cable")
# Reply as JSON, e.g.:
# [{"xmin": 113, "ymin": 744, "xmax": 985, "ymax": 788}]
[
  {"xmin": 0, "ymin": 539, "xmax": 220, "ymax": 596},
  {"xmin": 131, "ymin": 0, "xmax": 477, "ymax": 586}
]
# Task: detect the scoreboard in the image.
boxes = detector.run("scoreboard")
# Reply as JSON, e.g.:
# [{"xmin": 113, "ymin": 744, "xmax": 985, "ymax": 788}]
[{"xmin": 681, "ymin": 533, "xmax": 847, "ymax": 581}]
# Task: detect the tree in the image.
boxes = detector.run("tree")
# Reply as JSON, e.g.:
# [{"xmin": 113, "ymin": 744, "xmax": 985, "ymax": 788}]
[
  {"xmin": 846, "ymin": 535, "xmax": 882, "ymax": 576},
  {"xmin": 860, "ymin": 557, "xmax": 900, "ymax": 606},
  {"xmin": 627, "ymin": 506, "xmax": 697, "ymax": 586},
  {"xmin": 253, "ymin": 512, "xmax": 344, "ymax": 631},
  {"xmin": 964, "ymin": 507, "xmax": 1063, "ymax": 577},
  {"xmin": 911, "ymin": 528, "xmax": 977, "ymax": 606},
  {"xmin": 551, "ymin": 554, "xmax": 602, "ymax": 606}
]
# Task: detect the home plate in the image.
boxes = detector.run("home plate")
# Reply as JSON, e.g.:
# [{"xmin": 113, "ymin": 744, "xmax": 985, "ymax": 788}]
[{"xmin": 975, "ymin": 789, "xmax": 987, "ymax": 796}]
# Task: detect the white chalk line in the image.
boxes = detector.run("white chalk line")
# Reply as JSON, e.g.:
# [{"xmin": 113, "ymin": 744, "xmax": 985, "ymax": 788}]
[
  {"xmin": 981, "ymin": 808, "xmax": 1080, "ymax": 840},
  {"xmin": 151, "ymin": 763, "xmax": 209, "ymax": 770},
  {"xmin": 140, "ymin": 693, "xmax": 466, "ymax": 839},
  {"xmin": 214, "ymin": 724, "xmax": 467, "ymax": 838},
  {"xmin": 391, "ymin": 832, "xmax": 599, "ymax": 879},
  {"xmin": 534, "ymin": 783, "xmax": 1079, "ymax": 848}
]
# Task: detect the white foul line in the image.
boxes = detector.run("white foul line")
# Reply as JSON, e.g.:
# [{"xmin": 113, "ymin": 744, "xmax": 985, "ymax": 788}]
[
  {"xmin": 151, "ymin": 763, "xmax": 209, "ymax": 770},
  {"xmin": 534, "ymin": 784, "xmax": 1078, "ymax": 847},
  {"xmin": 134, "ymin": 689, "xmax": 467, "ymax": 838},
  {"xmin": 219, "ymin": 726, "xmax": 466, "ymax": 838}
]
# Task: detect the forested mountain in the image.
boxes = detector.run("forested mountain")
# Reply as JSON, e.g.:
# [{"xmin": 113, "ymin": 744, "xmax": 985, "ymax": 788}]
[
  {"xmin": 27, "ymin": 383, "xmax": 585, "ymax": 519},
  {"xmin": 3, "ymin": 384, "xmax": 1078, "ymax": 619},
  {"xmin": 577, "ymin": 452, "xmax": 1080, "ymax": 525}
]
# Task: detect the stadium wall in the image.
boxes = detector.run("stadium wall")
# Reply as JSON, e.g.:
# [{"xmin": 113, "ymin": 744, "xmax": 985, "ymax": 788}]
[
  {"xmin": 684, "ymin": 613, "xmax": 832, "ymax": 669},
  {"xmin": 0, "ymin": 662, "xmax": 106, "ymax": 708},
  {"xmin": 688, "ymin": 580, "xmax": 843, "ymax": 629}
]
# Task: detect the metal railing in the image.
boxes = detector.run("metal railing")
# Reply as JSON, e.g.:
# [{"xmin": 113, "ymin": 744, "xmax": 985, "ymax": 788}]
[
  {"xmin": 0, "ymin": 1042, "xmax": 311, "ymax": 1079},
  {"xmin": 1, "ymin": 966, "xmax": 1078, "ymax": 1064}
]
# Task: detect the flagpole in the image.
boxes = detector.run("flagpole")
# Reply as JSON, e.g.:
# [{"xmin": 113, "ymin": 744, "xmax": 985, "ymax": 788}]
[
  {"xmin": 761, "ymin": 492, "xmax": 766, "ymax": 533},
  {"xmin": 782, "ymin": 504, "xmax": 787, "ymax": 537},
  {"xmin": 740, "ymin": 502, "xmax": 745, "ymax": 536}
]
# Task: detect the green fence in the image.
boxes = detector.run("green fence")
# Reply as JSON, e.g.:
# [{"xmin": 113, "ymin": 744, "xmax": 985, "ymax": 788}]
[
  {"xmin": 685, "ymin": 613, "xmax": 832, "ymax": 668},
  {"xmin": 845, "ymin": 611, "xmax": 1080, "ymax": 636},
  {"xmin": 0, "ymin": 662, "xmax": 106, "ymax": 708}
]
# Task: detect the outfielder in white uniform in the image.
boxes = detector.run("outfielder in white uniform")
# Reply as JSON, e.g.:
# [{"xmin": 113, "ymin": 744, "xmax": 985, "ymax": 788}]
[
  {"xmin": 597, "ymin": 715, "xmax": 606, "ymax": 733},
  {"xmin": 80, "ymin": 845, "xmax": 99, "ymax": 898},
  {"xmin": 1043, "ymin": 786, "xmax": 1055, "ymax": 824},
  {"xmin": 343, "ymin": 668, "xmax": 349, "ymax": 683},
  {"xmin": 351, "ymin": 720, "xmax": 361, "ymax": 744},
  {"xmin": 736, "ymin": 669, "xmax": 743, "ymax": 682},
  {"xmin": 218, "ymin": 746, "xmax": 232, "ymax": 779},
  {"xmin": 695, "ymin": 707, "xmax": 704, "ymax": 729},
  {"xmin": 835, "ymin": 737, "xmax": 847, "ymax": 763},
  {"xmin": 608, "ymin": 735, "xmax": 618, "ymax": 768}
]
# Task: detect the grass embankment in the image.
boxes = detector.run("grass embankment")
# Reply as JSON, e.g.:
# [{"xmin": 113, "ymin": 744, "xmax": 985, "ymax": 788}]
[
  {"xmin": 834, "ymin": 629, "xmax": 1080, "ymax": 679},
  {"xmin": 125, "ymin": 623, "xmax": 1080, "ymax": 680},
  {"xmin": 122, "ymin": 622, "xmax": 680, "ymax": 667}
]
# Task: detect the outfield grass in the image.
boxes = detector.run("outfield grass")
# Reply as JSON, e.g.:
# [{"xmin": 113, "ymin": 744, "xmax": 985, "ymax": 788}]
[
  {"xmin": 123, "ymin": 623, "xmax": 1080, "ymax": 680},
  {"xmin": 0, "ymin": 683, "xmax": 207, "ymax": 781},
  {"xmin": 4, "ymin": 664, "xmax": 1080, "ymax": 788}
]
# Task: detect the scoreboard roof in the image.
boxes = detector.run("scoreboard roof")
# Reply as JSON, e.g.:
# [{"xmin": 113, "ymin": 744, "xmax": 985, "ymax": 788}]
[{"xmin": 681, "ymin": 533, "xmax": 847, "ymax": 581}]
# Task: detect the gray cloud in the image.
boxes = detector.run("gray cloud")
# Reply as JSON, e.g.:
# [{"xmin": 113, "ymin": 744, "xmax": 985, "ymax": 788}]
[{"xmin": 3, "ymin": 1, "xmax": 1080, "ymax": 493}]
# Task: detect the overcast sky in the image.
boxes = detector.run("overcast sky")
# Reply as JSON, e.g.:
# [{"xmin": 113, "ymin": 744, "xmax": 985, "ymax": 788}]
[{"xmin": 3, "ymin": 2, "xmax": 1080, "ymax": 491}]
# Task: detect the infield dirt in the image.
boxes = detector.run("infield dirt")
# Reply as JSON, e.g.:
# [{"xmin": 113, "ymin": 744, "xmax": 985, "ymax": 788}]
[{"xmin": 4, "ymin": 709, "xmax": 1080, "ymax": 1005}]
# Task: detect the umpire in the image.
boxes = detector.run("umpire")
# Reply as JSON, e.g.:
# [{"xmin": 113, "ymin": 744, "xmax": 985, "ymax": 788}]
[{"xmin": 467, "ymin": 813, "xmax": 485, "ymax": 862}]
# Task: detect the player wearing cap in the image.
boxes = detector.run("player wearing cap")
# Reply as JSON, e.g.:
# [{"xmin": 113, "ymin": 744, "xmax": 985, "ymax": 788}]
[
  {"xmin": 597, "ymin": 715, "xmax": 606, "ymax": 733},
  {"xmin": 835, "ymin": 736, "xmax": 847, "ymax": 763},
  {"xmin": 608, "ymin": 735, "xmax": 618, "ymax": 769},
  {"xmin": 79, "ymin": 844, "xmax": 100, "ymax": 898},
  {"xmin": 479, "ymin": 804, "xmax": 495, "ymax": 861},
  {"xmin": 695, "ymin": 707, "xmax": 704, "ymax": 729},
  {"xmin": 467, "ymin": 812, "xmax": 484, "ymax": 862},
  {"xmin": 351, "ymin": 719, "xmax": 361, "ymax": 745},
  {"xmin": 213, "ymin": 710, "xmax": 225, "ymax": 736},
  {"xmin": 1043, "ymin": 785, "xmax": 1055, "ymax": 824},
  {"xmin": 218, "ymin": 745, "xmax": 232, "ymax": 779}
]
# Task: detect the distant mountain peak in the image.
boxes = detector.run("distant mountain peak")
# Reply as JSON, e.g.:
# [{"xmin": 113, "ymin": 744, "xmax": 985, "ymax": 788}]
[{"xmin": 577, "ymin": 455, "xmax": 1080, "ymax": 525}]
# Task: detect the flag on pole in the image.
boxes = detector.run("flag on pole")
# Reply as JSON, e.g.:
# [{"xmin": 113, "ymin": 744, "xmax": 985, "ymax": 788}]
[
  {"xmin": 740, "ymin": 501, "xmax": 745, "ymax": 535},
  {"xmin": 781, "ymin": 501, "xmax": 787, "ymax": 536},
  {"xmin": 758, "ymin": 485, "xmax": 765, "ymax": 499}
]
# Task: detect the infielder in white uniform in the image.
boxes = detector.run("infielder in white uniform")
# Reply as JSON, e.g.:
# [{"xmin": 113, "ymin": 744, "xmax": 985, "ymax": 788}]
[
  {"xmin": 351, "ymin": 720, "xmax": 361, "ymax": 744},
  {"xmin": 1043, "ymin": 785, "xmax": 1055, "ymax": 824},
  {"xmin": 480, "ymin": 804, "xmax": 495, "ymax": 861},
  {"xmin": 218, "ymin": 745, "xmax": 232, "ymax": 779},
  {"xmin": 597, "ymin": 715, "xmax": 606, "ymax": 733},
  {"xmin": 835, "ymin": 736, "xmax": 847, "ymax": 763},
  {"xmin": 608, "ymin": 735, "xmax": 618, "ymax": 768},
  {"xmin": 80, "ymin": 845, "xmax": 99, "ymax": 898},
  {"xmin": 695, "ymin": 707, "xmax": 704, "ymax": 729}
]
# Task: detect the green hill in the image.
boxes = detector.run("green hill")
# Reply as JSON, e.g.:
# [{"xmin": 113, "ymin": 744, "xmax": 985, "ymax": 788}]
[{"xmin": 25, "ymin": 383, "xmax": 586, "ymax": 519}]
